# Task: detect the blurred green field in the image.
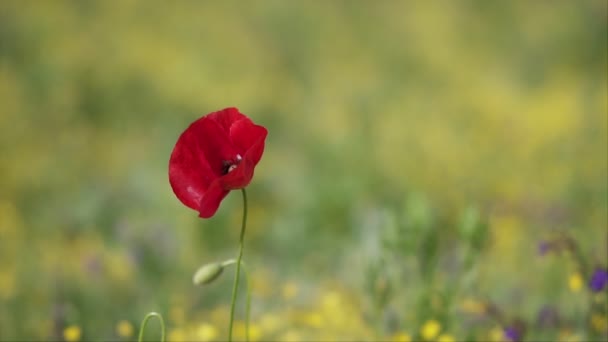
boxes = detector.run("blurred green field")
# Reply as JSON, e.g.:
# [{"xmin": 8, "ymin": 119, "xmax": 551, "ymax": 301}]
[{"xmin": 1, "ymin": 1, "xmax": 607, "ymax": 341}]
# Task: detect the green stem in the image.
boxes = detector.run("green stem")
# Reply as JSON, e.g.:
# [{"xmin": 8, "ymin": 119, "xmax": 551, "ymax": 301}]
[
  {"xmin": 228, "ymin": 188, "xmax": 248, "ymax": 341},
  {"xmin": 138, "ymin": 312, "xmax": 165, "ymax": 342},
  {"xmin": 246, "ymin": 280, "xmax": 251, "ymax": 342},
  {"xmin": 224, "ymin": 259, "xmax": 252, "ymax": 342}
]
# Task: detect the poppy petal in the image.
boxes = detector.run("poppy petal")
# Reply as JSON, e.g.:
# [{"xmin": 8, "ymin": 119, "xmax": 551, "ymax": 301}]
[
  {"xmin": 169, "ymin": 123, "xmax": 217, "ymax": 210},
  {"xmin": 207, "ymin": 107, "xmax": 248, "ymax": 132},
  {"xmin": 229, "ymin": 119, "xmax": 268, "ymax": 165},
  {"xmin": 219, "ymin": 137, "xmax": 265, "ymax": 189},
  {"xmin": 198, "ymin": 117, "xmax": 241, "ymax": 176},
  {"xmin": 198, "ymin": 180, "xmax": 230, "ymax": 218}
]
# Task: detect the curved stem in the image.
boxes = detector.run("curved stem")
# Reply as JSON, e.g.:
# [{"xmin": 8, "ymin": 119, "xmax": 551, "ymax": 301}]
[
  {"xmin": 138, "ymin": 312, "xmax": 166, "ymax": 342},
  {"xmin": 228, "ymin": 188, "xmax": 248, "ymax": 341}
]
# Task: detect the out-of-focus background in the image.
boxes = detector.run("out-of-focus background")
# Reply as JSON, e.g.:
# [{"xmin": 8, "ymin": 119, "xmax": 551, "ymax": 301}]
[{"xmin": 1, "ymin": 2, "xmax": 607, "ymax": 341}]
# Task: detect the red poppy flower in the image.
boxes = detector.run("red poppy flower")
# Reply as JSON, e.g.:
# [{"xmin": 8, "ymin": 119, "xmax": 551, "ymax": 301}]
[{"xmin": 169, "ymin": 107, "xmax": 267, "ymax": 218}]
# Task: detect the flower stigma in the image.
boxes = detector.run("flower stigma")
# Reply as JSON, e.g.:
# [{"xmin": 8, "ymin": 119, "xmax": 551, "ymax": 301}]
[{"xmin": 223, "ymin": 154, "xmax": 243, "ymax": 174}]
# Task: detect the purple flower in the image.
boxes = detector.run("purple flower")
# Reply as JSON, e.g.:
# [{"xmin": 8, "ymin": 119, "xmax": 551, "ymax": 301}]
[
  {"xmin": 503, "ymin": 320, "xmax": 526, "ymax": 342},
  {"xmin": 589, "ymin": 267, "xmax": 608, "ymax": 292},
  {"xmin": 538, "ymin": 241, "xmax": 553, "ymax": 255},
  {"xmin": 504, "ymin": 326, "xmax": 521, "ymax": 342}
]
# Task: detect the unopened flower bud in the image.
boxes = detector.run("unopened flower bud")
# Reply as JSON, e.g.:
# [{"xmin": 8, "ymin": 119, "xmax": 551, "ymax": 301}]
[{"xmin": 193, "ymin": 262, "xmax": 224, "ymax": 286}]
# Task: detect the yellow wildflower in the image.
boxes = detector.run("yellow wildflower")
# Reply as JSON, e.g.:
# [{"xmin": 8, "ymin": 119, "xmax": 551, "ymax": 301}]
[
  {"xmin": 489, "ymin": 326, "xmax": 504, "ymax": 342},
  {"xmin": 591, "ymin": 313, "xmax": 607, "ymax": 333},
  {"xmin": 167, "ymin": 328, "xmax": 187, "ymax": 342},
  {"xmin": 568, "ymin": 273, "xmax": 583, "ymax": 292},
  {"xmin": 116, "ymin": 320, "xmax": 134, "ymax": 338},
  {"xmin": 259, "ymin": 313, "xmax": 280, "ymax": 334},
  {"xmin": 303, "ymin": 312, "xmax": 323, "ymax": 328},
  {"xmin": 391, "ymin": 331, "xmax": 412, "ymax": 342},
  {"xmin": 438, "ymin": 333, "xmax": 456, "ymax": 342},
  {"xmin": 420, "ymin": 319, "xmax": 441, "ymax": 341},
  {"xmin": 63, "ymin": 325, "xmax": 82, "ymax": 342},
  {"xmin": 249, "ymin": 324, "xmax": 263, "ymax": 341},
  {"xmin": 196, "ymin": 323, "xmax": 218, "ymax": 342},
  {"xmin": 233, "ymin": 321, "xmax": 262, "ymax": 342}
]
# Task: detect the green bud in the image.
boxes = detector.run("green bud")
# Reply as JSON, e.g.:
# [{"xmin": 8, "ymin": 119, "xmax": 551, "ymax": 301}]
[{"xmin": 193, "ymin": 262, "xmax": 224, "ymax": 286}]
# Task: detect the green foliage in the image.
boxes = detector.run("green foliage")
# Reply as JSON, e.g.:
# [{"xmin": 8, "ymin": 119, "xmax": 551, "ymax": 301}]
[{"xmin": 0, "ymin": 1, "xmax": 606, "ymax": 341}]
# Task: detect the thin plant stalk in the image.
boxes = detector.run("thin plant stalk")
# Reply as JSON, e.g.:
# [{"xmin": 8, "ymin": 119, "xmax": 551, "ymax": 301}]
[
  {"xmin": 245, "ymin": 279, "xmax": 251, "ymax": 342},
  {"xmin": 222, "ymin": 259, "xmax": 252, "ymax": 342},
  {"xmin": 138, "ymin": 312, "xmax": 166, "ymax": 342},
  {"xmin": 228, "ymin": 188, "xmax": 248, "ymax": 341}
]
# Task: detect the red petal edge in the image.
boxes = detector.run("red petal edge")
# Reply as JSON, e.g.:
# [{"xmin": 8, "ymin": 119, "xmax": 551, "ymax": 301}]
[
  {"xmin": 169, "ymin": 118, "xmax": 218, "ymax": 210},
  {"xmin": 198, "ymin": 181, "xmax": 230, "ymax": 218}
]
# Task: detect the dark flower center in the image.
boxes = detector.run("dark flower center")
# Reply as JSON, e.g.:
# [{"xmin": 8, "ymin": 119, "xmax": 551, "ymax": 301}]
[{"xmin": 221, "ymin": 154, "xmax": 242, "ymax": 175}]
